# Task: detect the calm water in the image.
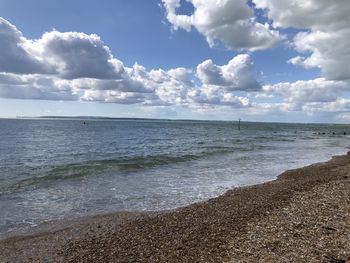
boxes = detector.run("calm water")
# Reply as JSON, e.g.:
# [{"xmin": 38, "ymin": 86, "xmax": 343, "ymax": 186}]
[{"xmin": 0, "ymin": 118, "xmax": 349, "ymax": 237}]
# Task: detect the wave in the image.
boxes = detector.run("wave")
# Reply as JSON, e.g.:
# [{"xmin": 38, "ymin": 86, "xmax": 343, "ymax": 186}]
[{"xmin": 0, "ymin": 146, "xmax": 243, "ymax": 194}]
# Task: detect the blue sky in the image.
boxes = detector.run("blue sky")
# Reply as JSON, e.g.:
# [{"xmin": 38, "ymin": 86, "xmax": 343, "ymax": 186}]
[
  {"xmin": 0, "ymin": 0, "xmax": 349, "ymax": 122},
  {"xmin": 1, "ymin": 1, "xmax": 230, "ymax": 70}
]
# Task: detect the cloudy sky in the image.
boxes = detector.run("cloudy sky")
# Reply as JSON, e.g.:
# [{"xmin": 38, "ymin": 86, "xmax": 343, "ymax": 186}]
[{"xmin": 0, "ymin": 0, "xmax": 349, "ymax": 123}]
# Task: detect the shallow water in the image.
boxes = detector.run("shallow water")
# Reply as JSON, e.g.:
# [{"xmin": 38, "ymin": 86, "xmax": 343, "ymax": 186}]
[{"xmin": 0, "ymin": 118, "xmax": 349, "ymax": 237}]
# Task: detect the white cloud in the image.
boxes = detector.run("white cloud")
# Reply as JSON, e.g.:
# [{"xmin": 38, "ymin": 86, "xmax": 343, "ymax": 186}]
[
  {"xmin": 262, "ymin": 78, "xmax": 349, "ymax": 111},
  {"xmin": 0, "ymin": 18, "xmax": 52, "ymax": 74},
  {"xmin": 25, "ymin": 31, "xmax": 125, "ymax": 80},
  {"xmin": 81, "ymin": 90, "xmax": 149, "ymax": 104},
  {"xmin": 302, "ymin": 99, "xmax": 350, "ymax": 114},
  {"xmin": 292, "ymin": 29, "xmax": 350, "ymax": 80},
  {"xmin": 0, "ymin": 17, "xmax": 258, "ymax": 108},
  {"xmin": 0, "ymin": 73, "xmax": 78, "ymax": 100},
  {"xmin": 0, "ymin": 18, "xmax": 124, "ymax": 79},
  {"xmin": 254, "ymin": 0, "xmax": 350, "ymax": 81},
  {"xmin": 70, "ymin": 77, "xmax": 151, "ymax": 93},
  {"xmin": 162, "ymin": 0, "xmax": 280, "ymax": 51},
  {"xmin": 196, "ymin": 54, "xmax": 261, "ymax": 91},
  {"xmin": 3, "ymin": 15, "xmax": 348, "ymax": 121},
  {"xmin": 187, "ymin": 86, "xmax": 251, "ymax": 108},
  {"xmin": 253, "ymin": 0, "xmax": 350, "ymax": 30}
]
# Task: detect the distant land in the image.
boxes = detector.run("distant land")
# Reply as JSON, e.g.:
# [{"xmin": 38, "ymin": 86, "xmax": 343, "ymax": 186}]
[
  {"xmin": 17, "ymin": 116, "xmax": 171, "ymax": 121},
  {"xmin": 14, "ymin": 116, "xmax": 220, "ymax": 123},
  {"xmin": 12, "ymin": 116, "xmax": 348, "ymax": 125}
]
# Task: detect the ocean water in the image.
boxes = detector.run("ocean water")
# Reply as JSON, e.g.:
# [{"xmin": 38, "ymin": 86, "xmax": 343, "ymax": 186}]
[{"xmin": 0, "ymin": 118, "xmax": 349, "ymax": 237}]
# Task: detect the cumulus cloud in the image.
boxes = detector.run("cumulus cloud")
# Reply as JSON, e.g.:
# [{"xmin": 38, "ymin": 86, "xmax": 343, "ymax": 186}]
[
  {"xmin": 81, "ymin": 90, "xmax": 149, "ymax": 104},
  {"xmin": 2, "ymin": 0, "xmax": 350, "ymax": 122},
  {"xmin": 0, "ymin": 73, "xmax": 78, "ymax": 100},
  {"xmin": 0, "ymin": 17, "xmax": 258, "ymax": 108},
  {"xmin": 262, "ymin": 78, "xmax": 349, "ymax": 111},
  {"xmin": 162, "ymin": 0, "xmax": 280, "ymax": 51},
  {"xmin": 27, "ymin": 31, "xmax": 125, "ymax": 80},
  {"xmin": 196, "ymin": 54, "xmax": 261, "ymax": 91},
  {"xmin": 3, "ymin": 13, "xmax": 347, "ymax": 120},
  {"xmin": 187, "ymin": 86, "xmax": 250, "ymax": 108},
  {"xmin": 292, "ymin": 29, "xmax": 350, "ymax": 81},
  {"xmin": 253, "ymin": 0, "xmax": 350, "ymax": 30},
  {"xmin": 254, "ymin": 0, "xmax": 350, "ymax": 81},
  {"xmin": 0, "ymin": 18, "xmax": 52, "ymax": 74},
  {"xmin": 70, "ymin": 77, "xmax": 150, "ymax": 93},
  {"xmin": 0, "ymin": 18, "xmax": 124, "ymax": 79}
]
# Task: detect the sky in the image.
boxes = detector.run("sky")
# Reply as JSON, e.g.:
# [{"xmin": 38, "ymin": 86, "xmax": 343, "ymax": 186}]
[{"xmin": 0, "ymin": 0, "xmax": 349, "ymax": 123}]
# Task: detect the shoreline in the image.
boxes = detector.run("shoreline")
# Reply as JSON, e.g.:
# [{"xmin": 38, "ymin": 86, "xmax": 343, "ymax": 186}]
[{"xmin": 1, "ymin": 153, "xmax": 350, "ymax": 262}]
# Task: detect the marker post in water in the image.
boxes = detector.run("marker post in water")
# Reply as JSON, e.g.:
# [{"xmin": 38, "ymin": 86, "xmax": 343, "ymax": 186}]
[{"xmin": 238, "ymin": 118, "xmax": 241, "ymax": 131}]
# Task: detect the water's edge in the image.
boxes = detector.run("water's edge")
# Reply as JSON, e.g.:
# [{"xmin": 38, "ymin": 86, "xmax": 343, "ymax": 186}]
[{"xmin": 1, "ymin": 151, "xmax": 348, "ymax": 241}]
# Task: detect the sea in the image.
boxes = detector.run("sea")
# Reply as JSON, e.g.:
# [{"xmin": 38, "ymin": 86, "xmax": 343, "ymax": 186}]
[{"xmin": 0, "ymin": 118, "xmax": 349, "ymax": 238}]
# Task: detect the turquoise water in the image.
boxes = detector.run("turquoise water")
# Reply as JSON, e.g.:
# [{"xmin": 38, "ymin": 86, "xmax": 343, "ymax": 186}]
[{"xmin": 0, "ymin": 118, "xmax": 349, "ymax": 237}]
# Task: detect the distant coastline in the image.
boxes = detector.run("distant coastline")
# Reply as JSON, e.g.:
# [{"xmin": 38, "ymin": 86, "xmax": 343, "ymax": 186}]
[
  {"xmin": 15, "ymin": 116, "xmax": 223, "ymax": 123},
  {"xmin": 10, "ymin": 115, "xmax": 350, "ymax": 125}
]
